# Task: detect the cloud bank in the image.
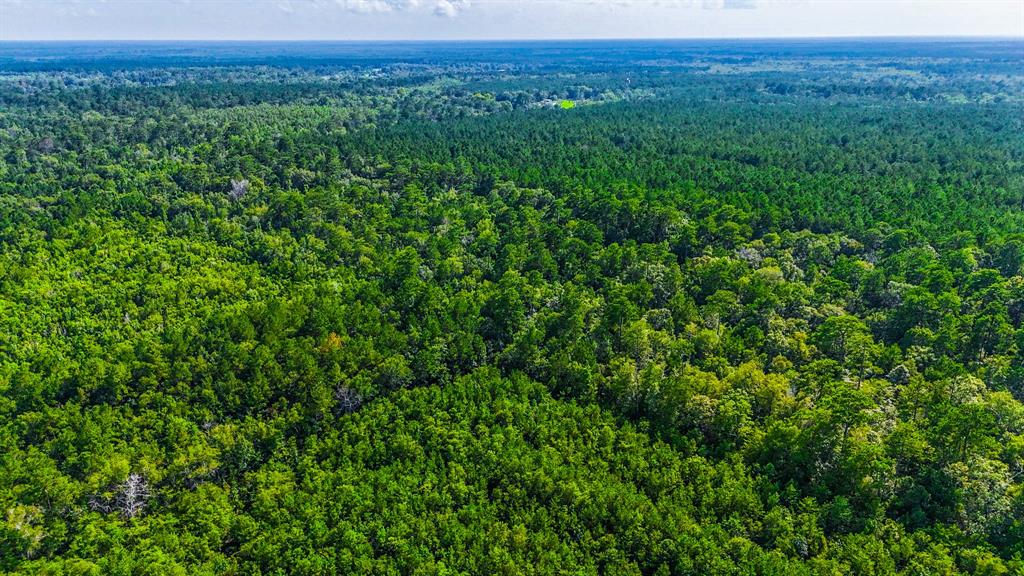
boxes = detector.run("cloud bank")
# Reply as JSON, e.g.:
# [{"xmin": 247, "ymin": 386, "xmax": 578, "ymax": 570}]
[
  {"xmin": 271, "ymin": 0, "xmax": 768, "ymax": 19},
  {"xmin": 1, "ymin": 0, "xmax": 1017, "ymax": 40},
  {"xmin": 272, "ymin": 0, "xmax": 470, "ymax": 18}
]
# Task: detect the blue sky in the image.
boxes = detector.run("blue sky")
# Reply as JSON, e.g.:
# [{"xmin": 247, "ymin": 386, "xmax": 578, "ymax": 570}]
[{"xmin": 1, "ymin": 0, "xmax": 1021, "ymax": 41}]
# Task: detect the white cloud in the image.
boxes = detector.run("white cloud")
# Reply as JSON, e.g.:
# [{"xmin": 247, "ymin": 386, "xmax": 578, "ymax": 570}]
[
  {"xmin": 719, "ymin": 0, "xmax": 759, "ymax": 8},
  {"xmin": 433, "ymin": 0, "xmax": 469, "ymax": 18},
  {"xmin": 270, "ymin": 0, "xmax": 470, "ymax": 17},
  {"xmin": 275, "ymin": 1, "xmax": 297, "ymax": 13},
  {"xmin": 646, "ymin": 0, "xmax": 772, "ymax": 9},
  {"xmin": 335, "ymin": 0, "xmax": 417, "ymax": 14}
]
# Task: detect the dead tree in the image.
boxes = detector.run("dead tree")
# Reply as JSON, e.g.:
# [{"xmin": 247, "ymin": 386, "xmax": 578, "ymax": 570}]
[
  {"xmin": 229, "ymin": 178, "xmax": 250, "ymax": 201},
  {"xmin": 117, "ymin": 473, "xmax": 151, "ymax": 519},
  {"xmin": 88, "ymin": 473, "xmax": 152, "ymax": 519},
  {"xmin": 335, "ymin": 385, "xmax": 363, "ymax": 415}
]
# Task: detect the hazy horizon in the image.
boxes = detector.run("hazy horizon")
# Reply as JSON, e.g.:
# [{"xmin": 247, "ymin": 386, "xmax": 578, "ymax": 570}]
[
  {"xmin": 2, "ymin": 35, "xmax": 1021, "ymax": 43},
  {"xmin": 1, "ymin": 0, "xmax": 1020, "ymax": 42}
]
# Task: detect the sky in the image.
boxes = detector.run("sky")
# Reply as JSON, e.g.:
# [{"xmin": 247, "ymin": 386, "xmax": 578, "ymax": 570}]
[{"xmin": 0, "ymin": 0, "xmax": 1021, "ymax": 41}]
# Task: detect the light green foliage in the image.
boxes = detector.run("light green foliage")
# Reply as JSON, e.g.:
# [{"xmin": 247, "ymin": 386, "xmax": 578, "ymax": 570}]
[{"xmin": 0, "ymin": 42, "xmax": 1022, "ymax": 574}]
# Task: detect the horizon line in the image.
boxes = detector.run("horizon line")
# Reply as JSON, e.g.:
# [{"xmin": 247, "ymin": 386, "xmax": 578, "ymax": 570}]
[{"xmin": 2, "ymin": 34, "xmax": 1022, "ymax": 44}]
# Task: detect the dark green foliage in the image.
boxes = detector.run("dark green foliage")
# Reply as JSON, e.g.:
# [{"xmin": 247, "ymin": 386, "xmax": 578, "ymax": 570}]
[{"xmin": 1, "ymin": 40, "xmax": 1023, "ymax": 574}]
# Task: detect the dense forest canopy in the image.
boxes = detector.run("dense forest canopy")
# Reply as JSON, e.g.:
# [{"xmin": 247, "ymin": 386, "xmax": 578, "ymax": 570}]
[{"xmin": 1, "ymin": 39, "xmax": 1023, "ymax": 575}]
